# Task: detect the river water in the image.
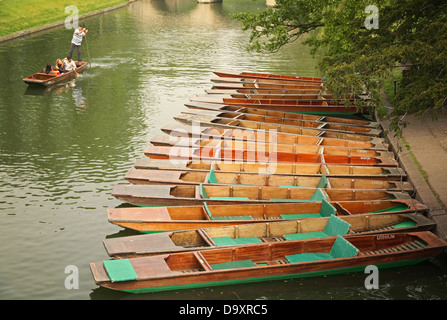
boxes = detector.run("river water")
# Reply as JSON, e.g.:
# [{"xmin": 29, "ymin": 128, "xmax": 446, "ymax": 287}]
[{"xmin": 1, "ymin": 0, "xmax": 447, "ymax": 300}]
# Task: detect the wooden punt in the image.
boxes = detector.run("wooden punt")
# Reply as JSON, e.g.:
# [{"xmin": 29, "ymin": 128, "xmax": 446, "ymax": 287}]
[
  {"xmin": 124, "ymin": 168, "xmax": 412, "ymax": 192},
  {"xmin": 111, "ymin": 183, "xmax": 410, "ymax": 207},
  {"xmin": 180, "ymin": 108, "xmax": 381, "ymax": 137},
  {"xmin": 212, "ymin": 70, "xmax": 323, "ymax": 83},
  {"xmin": 210, "ymin": 76, "xmax": 324, "ymax": 86},
  {"xmin": 106, "ymin": 199, "xmax": 428, "ymax": 232},
  {"xmin": 189, "ymin": 94, "xmax": 366, "ymax": 115},
  {"xmin": 23, "ymin": 62, "xmax": 88, "ymax": 87},
  {"xmin": 149, "ymin": 135, "xmax": 393, "ymax": 158},
  {"xmin": 90, "ymin": 231, "xmax": 447, "ymax": 293},
  {"xmin": 184, "ymin": 101, "xmax": 379, "ymax": 129},
  {"xmin": 134, "ymin": 158, "xmax": 406, "ymax": 182},
  {"xmin": 144, "ymin": 145, "xmax": 398, "ymax": 167},
  {"xmin": 204, "ymin": 88, "xmax": 367, "ymax": 101},
  {"xmin": 174, "ymin": 112, "xmax": 379, "ymax": 142},
  {"xmin": 103, "ymin": 213, "xmax": 435, "ymax": 258},
  {"xmin": 160, "ymin": 123, "xmax": 388, "ymax": 150},
  {"xmin": 212, "ymin": 81, "xmax": 323, "ymax": 91}
]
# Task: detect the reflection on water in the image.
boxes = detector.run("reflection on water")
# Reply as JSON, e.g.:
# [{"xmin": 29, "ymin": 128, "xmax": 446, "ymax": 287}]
[{"xmin": 0, "ymin": 0, "xmax": 446, "ymax": 300}]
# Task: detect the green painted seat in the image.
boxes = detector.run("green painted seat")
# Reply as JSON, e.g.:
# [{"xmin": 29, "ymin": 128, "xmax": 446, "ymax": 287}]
[
  {"xmin": 371, "ymin": 204, "xmax": 409, "ymax": 213},
  {"xmin": 103, "ymin": 259, "xmax": 138, "ymax": 283},
  {"xmin": 212, "ymin": 236, "xmax": 262, "ymax": 246},
  {"xmin": 285, "ymin": 236, "xmax": 358, "ymax": 263},
  {"xmin": 200, "ymin": 183, "xmax": 208, "ymax": 199},
  {"xmin": 280, "ymin": 213, "xmax": 322, "ymax": 219},
  {"xmin": 283, "ymin": 215, "xmax": 351, "ymax": 240},
  {"xmin": 210, "ymin": 260, "xmax": 256, "ymax": 270},
  {"xmin": 392, "ymin": 220, "xmax": 417, "ymax": 228},
  {"xmin": 209, "ymin": 197, "xmax": 249, "ymax": 200},
  {"xmin": 208, "ymin": 169, "xmax": 218, "ymax": 184},
  {"xmin": 210, "ymin": 215, "xmax": 254, "ymax": 220}
]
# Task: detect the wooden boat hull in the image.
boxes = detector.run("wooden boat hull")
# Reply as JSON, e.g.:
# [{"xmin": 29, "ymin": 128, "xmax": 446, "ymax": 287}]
[
  {"xmin": 90, "ymin": 232, "xmax": 447, "ymax": 293},
  {"xmin": 134, "ymin": 158, "xmax": 407, "ymax": 181},
  {"xmin": 111, "ymin": 184, "xmax": 410, "ymax": 207},
  {"xmin": 104, "ymin": 213, "xmax": 435, "ymax": 258},
  {"xmin": 212, "ymin": 70, "xmax": 323, "ymax": 83},
  {"xmin": 175, "ymin": 112, "xmax": 380, "ymax": 142},
  {"xmin": 160, "ymin": 123, "xmax": 388, "ymax": 151},
  {"xmin": 23, "ymin": 62, "xmax": 88, "ymax": 87},
  {"xmin": 106, "ymin": 199, "xmax": 427, "ymax": 232},
  {"xmin": 180, "ymin": 108, "xmax": 381, "ymax": 137},
  {"xmin": 124, "ymin": 168, "xmax": 412, "ymax": 192},
  {"xmin": 144, "ymin": 145, "xmax": 399, "ymax": 167},
  {"xmin": 150, "ymin": 135, "xmax": 393, "ymax": 158},
  {"xmin": 189, "ymin": 95, "xmax": 366, "ymax": 115},
  {"xmin": 184, "ymin": 101, "xmax": 379, "ymax": 128}
]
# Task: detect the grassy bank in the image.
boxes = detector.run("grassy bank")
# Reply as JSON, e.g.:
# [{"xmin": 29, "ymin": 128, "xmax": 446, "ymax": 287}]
[{"xmin": 0, "ymin": 0, "xmax": 127, "ymax": 37}]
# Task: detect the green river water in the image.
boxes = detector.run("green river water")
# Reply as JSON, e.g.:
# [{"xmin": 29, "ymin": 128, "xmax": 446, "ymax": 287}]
[{"xmin": 1, "ymin": 0, "xmax": 447, "ymax": 300}]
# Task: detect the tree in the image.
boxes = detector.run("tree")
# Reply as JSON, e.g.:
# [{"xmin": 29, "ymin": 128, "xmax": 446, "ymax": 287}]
[{"xmin": 232, "ymin": 0, "xmax": 447, "ymax": 132}]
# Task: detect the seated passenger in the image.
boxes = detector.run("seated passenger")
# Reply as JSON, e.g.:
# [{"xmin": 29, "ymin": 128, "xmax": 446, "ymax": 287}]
[{"xmin": 44, "ymin": 64, "xmax": 55, "ymax": 74}]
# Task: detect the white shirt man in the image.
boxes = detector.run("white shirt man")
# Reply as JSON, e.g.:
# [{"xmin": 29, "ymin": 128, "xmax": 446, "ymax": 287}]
[{"xmin": 68, "ymin": 26, "xmax": 88, "ymax": 62}]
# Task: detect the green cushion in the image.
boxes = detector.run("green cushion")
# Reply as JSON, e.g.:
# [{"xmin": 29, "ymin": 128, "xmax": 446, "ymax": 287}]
[
  {"xmin": 212, "ymin": 236, "xmax": 261, "ymax": 246},
  {"xmin": 211, "ymin": 216, "xmax": 254, "ymax": 220},
  {"xmin": 208, "ymin": 169, "xmax": 218, "ymax": 184},
  {"xmin": 203, "ymin": 202, "xmax": 212, "ymax": 218},
  {"xmin": 310, "ymin": 189, "xmax": 326, "ymax": 201},
  {"xmin": 103, "ymin": 259, "xmax": 138, "ymax": 283},
  {"xmin": 320, "ymin": 198, "xmax": 336, "ymax": 217},
  {"xmin": 393, "ymin": 220, "xmax": 417, "ymax": 228},
  {"xmin": 212, "ymin": 236, "xmax": 237, "ymax": 246},
  {"xmin": 329, "ymin": 236, "xmax": 359, "ymax": 259},
  {"xmin": 270, "ymin": 198, "xmax": 307, "ymax": 202},
  {"xmin": 209, "ymin": 197, "xmax": 249, "ymax": 200},
  {"xmin": 210, "ymin": 260, "xmax": 256, "ymax": 270},
  {"xmin": 286, "ymin": 252, "xmax": 333, "ymax": 263},
  {"xmin": 234, "ymin": 237, "xmax": 262, "ymax": 244},
  {"xmin": 371, "ymin": 204, "xmax": 409, "ymax": 213},
  {"xmin": 283, "ymin": 231, "xmax": 327, "ymax": 241},
  {"xmin": 316, "ymin": 174, "xmax": 328, "ymax": 188},
  {"xmin": 200, "ymin": 183, "xmax": 208, "ymax": 199},
  {"xmin": 280, "ymin": 213, "xmax": 322, "ymax": 219},
  {"xmin": 285, "ymin": 236, "xmax": 358, "ymax": 264},
  {"xmin": 323, "ymin": 215, "xmax": 351, "ymax": 236}
]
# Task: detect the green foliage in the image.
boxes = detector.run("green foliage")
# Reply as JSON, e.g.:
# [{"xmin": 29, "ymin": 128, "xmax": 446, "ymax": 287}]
[{"xmin": 232, "ymin": 0, "xmax": 447, "ymax": 132}]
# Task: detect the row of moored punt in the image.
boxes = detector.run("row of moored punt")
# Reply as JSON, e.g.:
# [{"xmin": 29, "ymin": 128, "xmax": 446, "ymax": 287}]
[{"xmin": 89, "ymin": 70, "xmax": 447, "ymax": 294}]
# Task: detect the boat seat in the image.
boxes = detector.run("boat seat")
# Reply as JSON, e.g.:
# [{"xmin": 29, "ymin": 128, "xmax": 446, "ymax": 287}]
[
  {"xmin": 200, "ymin": 183, "xmax": 208, "ymax": 199},
  {"xmin": 210, "ymin": 259, "xmax": 256, "ymax": 270},
  {"xmin": 283, "ymin": 215, "xmax": 351, "ymax": 241},
  {"xmin": 208, "ymin": 169, "xmax": 218, "ymax": 184},
  {"xmin": 212, "ymin": 236, "xmax": 262, "ymax": 246},
  {"xmin": 103, "ymin": 259, "xmax": 138, "ymax": 282},
  {"xmin": 285, "ymin": 236, "xmax": 359, "ymax": 263},
  {"xmin": 371, "ymin": 203, "xmax": 409, "ymax": 213}
]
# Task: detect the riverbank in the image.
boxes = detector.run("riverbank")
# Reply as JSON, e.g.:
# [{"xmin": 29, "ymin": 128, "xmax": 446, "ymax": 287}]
[
  {"xmin": 0, "ymin": 0, "xmax": 133, "ymax": 43},
  {"xmin": 378, "ymin": 96, "xmax": 447, "ymax": 241}
]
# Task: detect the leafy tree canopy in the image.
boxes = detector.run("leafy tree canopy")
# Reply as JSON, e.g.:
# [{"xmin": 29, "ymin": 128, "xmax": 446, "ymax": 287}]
[{"xmin": 232, "ymin": 0, "xmax": 447, "ymax": 132}]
